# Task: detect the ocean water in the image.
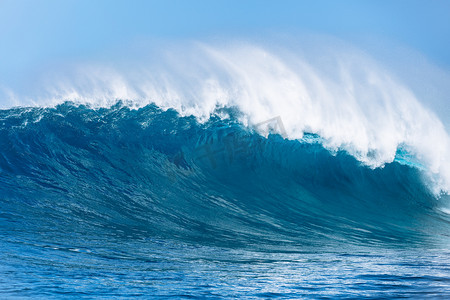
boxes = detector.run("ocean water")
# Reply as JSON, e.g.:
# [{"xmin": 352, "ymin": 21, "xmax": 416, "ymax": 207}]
[
  {"xmin": 1, "ymin": 40, "xmax": 450, "ymax": 298},
  {"xmin": 0, "ymin": 102, "xmax": 449, "ymax": 298}
]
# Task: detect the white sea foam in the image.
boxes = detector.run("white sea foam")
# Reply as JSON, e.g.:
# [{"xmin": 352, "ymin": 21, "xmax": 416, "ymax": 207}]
[{"xmin": 1, "ymin": 39, "xmax": 449, "ymax": 193}]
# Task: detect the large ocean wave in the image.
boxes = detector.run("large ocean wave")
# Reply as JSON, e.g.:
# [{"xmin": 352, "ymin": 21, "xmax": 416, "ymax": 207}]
[
  {"xmin": 2, "ymin": 41, "xmax": 449, "ymax": 195},
  {"xmin": 2, "ymin": 40, "xmax": 450, "ymax": 297}
]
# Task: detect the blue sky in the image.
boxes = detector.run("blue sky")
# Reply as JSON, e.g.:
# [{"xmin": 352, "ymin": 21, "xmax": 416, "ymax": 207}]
[{"xmin": 1, "ymin": 0, "xmax": 450, "ymax": 84}]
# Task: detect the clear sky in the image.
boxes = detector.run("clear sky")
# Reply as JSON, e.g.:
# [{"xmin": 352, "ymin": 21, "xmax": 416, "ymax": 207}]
[{"xmin": 1, "ymin": 0, "xmax": 450, "ymax": 84}]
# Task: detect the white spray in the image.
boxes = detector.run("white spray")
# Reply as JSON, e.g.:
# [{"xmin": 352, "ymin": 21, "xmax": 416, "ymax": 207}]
[{"xmin": 1, "ymin": 39, "xmax": 449, "ymax": 194}]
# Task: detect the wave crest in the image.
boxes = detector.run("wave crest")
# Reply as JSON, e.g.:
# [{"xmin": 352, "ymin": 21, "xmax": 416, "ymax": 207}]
[{"xmin": 1, "ymin": 40, "xmax": 450, "ymax": 193}]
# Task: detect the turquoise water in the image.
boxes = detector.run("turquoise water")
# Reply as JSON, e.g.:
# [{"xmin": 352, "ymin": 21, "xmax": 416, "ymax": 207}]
[{"xmin": 1, "ymin": 103, "xmax": 449, "ymax": 298}]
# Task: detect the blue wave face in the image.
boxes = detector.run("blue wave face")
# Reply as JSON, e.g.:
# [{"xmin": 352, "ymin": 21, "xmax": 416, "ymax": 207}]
[
  {"xmin": 2, "ymin": 102, "xmax": 450, "ymax": 298},
  {"xmin": 1, "ymin": 102, "xmax": 448, "ymax": 250}
]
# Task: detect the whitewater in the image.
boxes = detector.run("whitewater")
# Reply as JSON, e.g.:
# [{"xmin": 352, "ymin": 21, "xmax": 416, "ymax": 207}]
[
  {"xmin": 3, "ymin": 40, "xmax": 449, "ymax": 194},
  {"xmin": 1, "ymin": 39, "xmax": 450, "ymax": 298}
]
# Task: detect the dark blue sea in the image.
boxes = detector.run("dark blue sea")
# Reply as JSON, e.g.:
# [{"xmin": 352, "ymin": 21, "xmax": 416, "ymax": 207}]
[{"xmin": 1, "ymin": 103, "xmax": 450, "ymax": 298}]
